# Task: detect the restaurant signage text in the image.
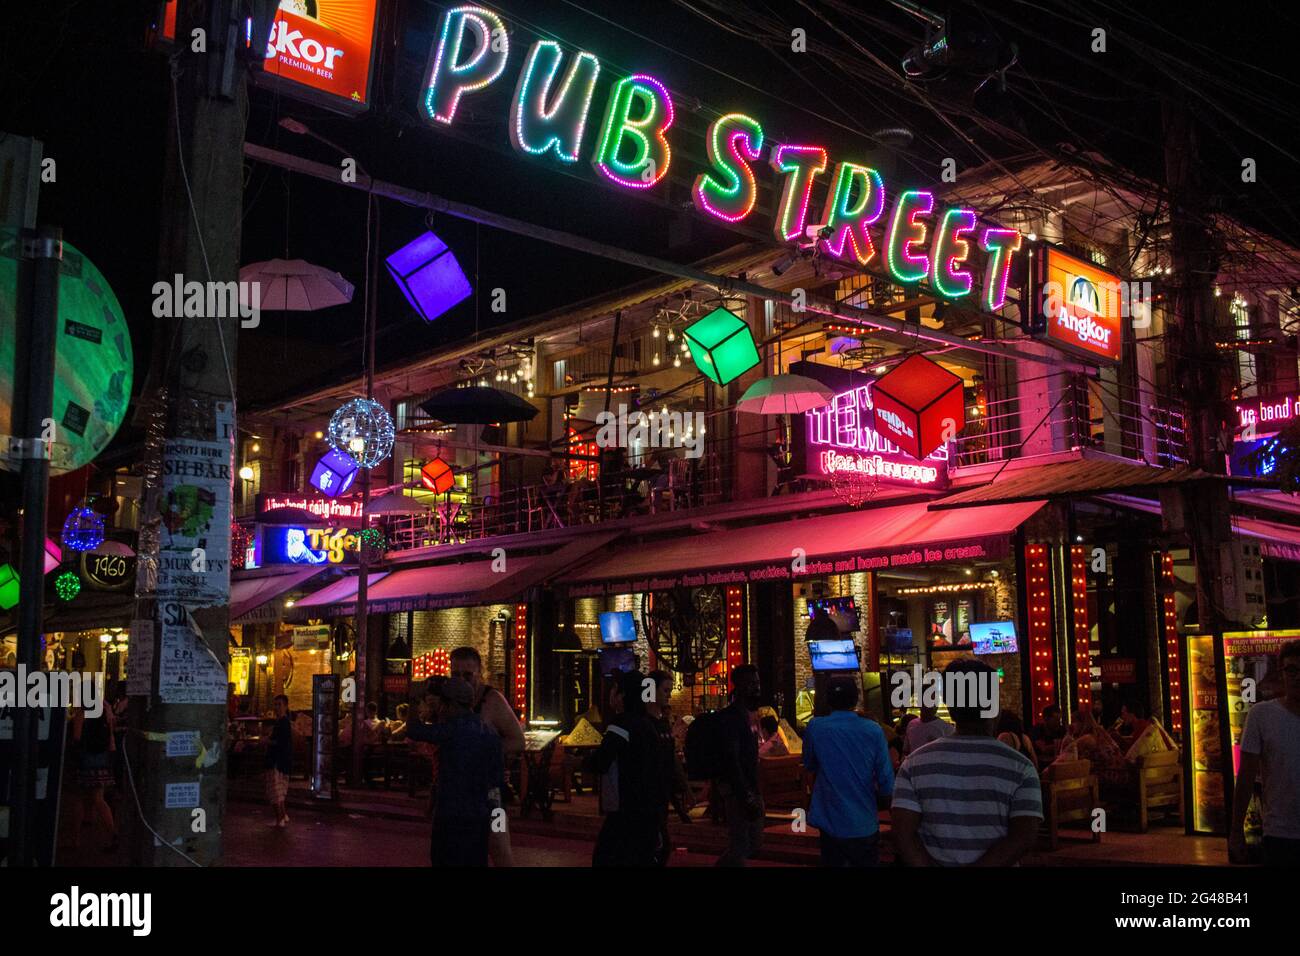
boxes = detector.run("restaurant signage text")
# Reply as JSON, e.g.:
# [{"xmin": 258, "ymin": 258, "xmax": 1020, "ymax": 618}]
[
  {"xmin": 567, "ymin": 535, "xmax": 1005, "ymax": 597},
  {"xmin": 257, "ymin": 494, "xmax": 365, "ymax": 523}
]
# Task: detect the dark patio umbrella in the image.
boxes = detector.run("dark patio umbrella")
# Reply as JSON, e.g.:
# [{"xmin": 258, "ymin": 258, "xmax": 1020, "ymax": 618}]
[{"xmin": 418, "ymin": 386, "xmax": 539, "ymax": 425}]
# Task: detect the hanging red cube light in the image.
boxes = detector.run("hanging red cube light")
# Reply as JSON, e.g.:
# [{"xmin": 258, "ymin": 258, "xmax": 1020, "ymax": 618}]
[
  {"xmin": 870, "ymin": 354, "xmax": 966, "ymax": 461},
  {"xmin": 420, "ymin": 457, "xmax": 455, "ymax": 494}
]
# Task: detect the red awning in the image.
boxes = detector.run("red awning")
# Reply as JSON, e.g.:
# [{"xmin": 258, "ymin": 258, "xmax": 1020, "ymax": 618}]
[
  {"xmin": 1101, "ymin": 494, "xmax": 1300, "ymax": 563},
  {"xmin": 287, "ymin": 572, "xmax": 389, "ymax": 619},
  {"xmin": 1235, "ymin": 516, "xmax": 1300, "ymax": 563},
  {"xmin": 230, "ymin": 567, "xmax": 328, "ymax": 623},
  {"xmin": 363, "ymin": 559, "xmax": 537, "ymax": 613},
  {"xmin": 289, "ymin": 559, "xmax": 539, "ymax": 618},
  {"xmin": 561, "ymin": 499, "xmax": 1045, "ymax": 589}
]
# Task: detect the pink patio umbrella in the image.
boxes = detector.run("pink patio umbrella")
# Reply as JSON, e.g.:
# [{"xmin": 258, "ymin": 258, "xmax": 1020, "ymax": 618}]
[
  {"xmin": 239, "ymin": 259, "xmax": 354, "ymax": 311},
  {"xmin": 735, "ymin": 374, "xmax": 835, "ymax": 415}
]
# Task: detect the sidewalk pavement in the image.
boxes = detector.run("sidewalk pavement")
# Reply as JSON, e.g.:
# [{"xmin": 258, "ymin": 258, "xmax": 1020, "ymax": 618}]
[{"xmin": 227, "ymin": 776, "xmax": 1230, "ymax": 867}]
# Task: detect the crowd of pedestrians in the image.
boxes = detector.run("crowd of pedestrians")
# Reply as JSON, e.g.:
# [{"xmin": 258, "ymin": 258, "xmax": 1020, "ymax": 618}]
[{"xmin": 250, "ymin": 641, "xmax": 1300, "ymax": 869}]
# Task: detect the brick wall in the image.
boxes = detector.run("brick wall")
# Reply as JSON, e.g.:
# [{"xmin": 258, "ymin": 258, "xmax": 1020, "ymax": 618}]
[{"xmin": 395, "ymin": 604, "xmax": 516, "ymax": 687}]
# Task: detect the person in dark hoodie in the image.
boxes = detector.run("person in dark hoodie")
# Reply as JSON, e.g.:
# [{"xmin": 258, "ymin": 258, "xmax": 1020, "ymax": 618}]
[{"xmin": 591, "ymin": 669, "xmax": 669, "ymax": 866}]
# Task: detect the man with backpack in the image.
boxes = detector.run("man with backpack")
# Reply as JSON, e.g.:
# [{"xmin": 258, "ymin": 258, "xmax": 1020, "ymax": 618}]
[
  {"xmin": 686, "ymin": 664, "xmax": 765, "ymax": 866},
  {"xmin": 590, "ymin": 669, "xmax": 667, "ymax": 866}
]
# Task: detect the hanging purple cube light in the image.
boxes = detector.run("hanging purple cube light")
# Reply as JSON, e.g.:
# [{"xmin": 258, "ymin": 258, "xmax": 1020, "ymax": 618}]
[
  {"xmin": 385, "ymin": 231, "xmax": 473, "ymax": 322},
  {"xmin": 310, "ymin": 448, "xmax": 360, "ymax": 498}
]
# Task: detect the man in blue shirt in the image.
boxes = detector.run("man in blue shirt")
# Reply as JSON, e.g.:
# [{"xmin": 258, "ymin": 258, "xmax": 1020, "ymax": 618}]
[{"xmin": 802, "ymin": 676, "xmax": 894, "ymax": 866}]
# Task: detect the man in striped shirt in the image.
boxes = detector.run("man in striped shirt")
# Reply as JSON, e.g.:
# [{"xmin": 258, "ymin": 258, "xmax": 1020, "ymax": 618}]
[{"xmin": 891, "ymin": 659, "xmax": 1042, "ymax": 866}]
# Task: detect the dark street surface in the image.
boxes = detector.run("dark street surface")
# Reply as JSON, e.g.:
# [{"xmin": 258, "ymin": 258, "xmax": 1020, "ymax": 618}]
[{"xmin": 220, "ymin": 801, "xmax": 785, "ymax": 867}]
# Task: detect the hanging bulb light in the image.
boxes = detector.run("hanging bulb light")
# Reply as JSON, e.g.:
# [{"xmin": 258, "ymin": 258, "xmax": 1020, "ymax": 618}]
[
  {"xmin": 653, "ymin": 353, "xmax": 660, "ymax": 366},
  {"xmin": 652, "ymin": 326, "xmax": 660, "ymax": 338},
  {"xmin": 667, "ymin": 330, "xmax": 675, "ymax": 342},
  {"xmin": 673, "ymin": 356, "xmax": 681, "ymax": 367}
]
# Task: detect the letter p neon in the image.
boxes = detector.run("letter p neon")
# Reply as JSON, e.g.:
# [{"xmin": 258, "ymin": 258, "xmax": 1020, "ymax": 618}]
[{"xmin": 424, "ymin": 6, "xmax": 510, "ymax": 125}]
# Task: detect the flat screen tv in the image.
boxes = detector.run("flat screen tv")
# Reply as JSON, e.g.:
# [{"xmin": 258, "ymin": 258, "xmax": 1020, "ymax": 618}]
[
  {"xmin": 599, "ymin": 610, "xmax": 637, "ymax": 644},
  {"xmin": 971, "ymin": 620, "xmax": 1019, "ymax": 655},
  {"xmin": 807, "ymin": 596, "xmax": 860, "ymax": 633},
  {"xmin": 809, "ymin": 639, "xmax": 860, "ymax": 672}
]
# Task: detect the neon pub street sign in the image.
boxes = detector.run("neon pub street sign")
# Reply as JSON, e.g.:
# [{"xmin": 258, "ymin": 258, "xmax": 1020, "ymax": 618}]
[{"xmin": 420, "ymin": 5, "xmax": 1022, "ymax": 313}]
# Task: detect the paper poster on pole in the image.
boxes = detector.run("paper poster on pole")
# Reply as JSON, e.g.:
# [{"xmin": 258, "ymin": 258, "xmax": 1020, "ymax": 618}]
[
  {"xmin": 158, "ymin": 601, "xmax": 228, "ymax": 705},
  {"xmin": 126, "ymin": 618, "xmax": 156, "ymax": 697},
  {"xmin": 157, "ymin": 438, "xmax": 232, "ymax": 605},
  {"xmin": 165, "ymin": 781, "xmax": 201, "ymax": 809}
]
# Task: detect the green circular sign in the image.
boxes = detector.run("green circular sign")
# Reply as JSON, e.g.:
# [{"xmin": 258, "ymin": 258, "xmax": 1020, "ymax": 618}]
[{"xmin": 0, "ymin": 228, "xmax": 133, "ymax": 475}]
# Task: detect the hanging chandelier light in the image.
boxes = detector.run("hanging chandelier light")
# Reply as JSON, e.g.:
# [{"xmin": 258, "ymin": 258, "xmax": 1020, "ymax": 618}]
[
  {"xmin": 55, "ymin": 571, "xmax": 81, "ymax": 602},
  {"xmin": 328, "ymin": 398, "xmax": 395, "ymax": 469},
  {"xmin": 61, "ymin": 505, "xmax": 106, "ymax": 552}
]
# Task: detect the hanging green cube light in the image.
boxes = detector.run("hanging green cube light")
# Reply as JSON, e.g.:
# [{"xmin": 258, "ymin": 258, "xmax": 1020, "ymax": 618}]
[
  {"xmin": 683, "ymin": 307, "xmax": 761, "ymax": 385},
  {"xmin": 0, "ymin": 563, "xmax": 19, "ymax": 610}
]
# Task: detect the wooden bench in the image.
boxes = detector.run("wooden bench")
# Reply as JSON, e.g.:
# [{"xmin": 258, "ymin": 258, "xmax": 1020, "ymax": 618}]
[
  {"xmin": 1042, "ymin": 758, "xmax": 1100, "ymax": 849},
  {"xmin": 1136, "ymin": 749, "xmax": 1184, "ymax": 831}
]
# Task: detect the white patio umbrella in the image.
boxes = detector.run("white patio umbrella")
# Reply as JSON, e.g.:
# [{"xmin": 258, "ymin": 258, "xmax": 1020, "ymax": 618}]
[
  {"xmin": 239, "ymin": 258, "xmax": 354, "ymax": 311},
  {"xmin": 735, "ymin": 374, "xmax": 836, "ymax": 415}
]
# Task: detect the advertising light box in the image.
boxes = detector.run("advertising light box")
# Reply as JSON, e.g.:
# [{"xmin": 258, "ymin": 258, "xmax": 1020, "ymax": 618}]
[
  {"xmin": 160, "ymin": 1, "xmax": 379, "ymax": 112},
  {"xmin": 1029, "ymin": 246, "xmax": 1126, "ymax": 365}
]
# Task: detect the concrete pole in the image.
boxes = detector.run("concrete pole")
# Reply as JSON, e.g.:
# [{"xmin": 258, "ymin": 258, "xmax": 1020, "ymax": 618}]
[{"xmin": 127, "ymin": 0, "xmax": 250, "ymax": 866}]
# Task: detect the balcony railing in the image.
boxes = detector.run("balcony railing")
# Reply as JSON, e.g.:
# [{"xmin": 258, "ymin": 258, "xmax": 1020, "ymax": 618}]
[
  {"xmin": 952, "ymin": 376, "xmax": 1188, "ymax": 469},
  {"xmin": 382, "ymin": 449, "xmax": 728, "ymax": 551},
  {"xmin": 362, "ymin": 379, "xmax": 1194, "ymax": 554}
]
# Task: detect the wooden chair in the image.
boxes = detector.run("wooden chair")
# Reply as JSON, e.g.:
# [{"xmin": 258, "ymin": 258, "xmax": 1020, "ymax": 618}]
[
  {"xmin": 758, "ymin": 754, "xmax": 808, "ymax": 815},
  {"xmin": 1042, "ymin": 758, "xmax": 1100, "ymax": 849},
  {"xmin": 1136, "ymin": 749, "xmax": 1184, "ymax": 831}
]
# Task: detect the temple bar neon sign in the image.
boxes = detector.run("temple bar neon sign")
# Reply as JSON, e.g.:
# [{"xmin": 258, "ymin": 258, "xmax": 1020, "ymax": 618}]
[
  {"xmin": 421, "ymin": 5, "xmax": 1020, "ymax": 306},
  {"xmin": 806, "ymin": 385, "xmax": 948, "ymax": 487}
]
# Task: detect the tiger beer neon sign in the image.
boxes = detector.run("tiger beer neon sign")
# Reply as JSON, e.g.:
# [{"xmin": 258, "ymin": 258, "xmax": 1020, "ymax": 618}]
[{"xmin": 421, "ymin": 5, "xmax": 1022, "ymax": 306}]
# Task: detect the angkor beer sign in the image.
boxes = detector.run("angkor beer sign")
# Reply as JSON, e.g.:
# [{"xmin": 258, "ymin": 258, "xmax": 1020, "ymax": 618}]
[
  {"xmin": 1028, "ymin": 247, "xmax": 1127, "ymax": 365},
  {"xmin": 160, "ymin": 1, "xmax": 380, "ymax": 112},
  {"xmin": 421, "ymin": 6, "xmax": 1023, "ymax": 310}
]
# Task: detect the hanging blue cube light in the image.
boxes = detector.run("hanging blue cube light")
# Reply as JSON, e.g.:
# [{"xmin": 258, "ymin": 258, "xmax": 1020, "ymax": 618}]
[
  {"xmin": 385, "ymin": 231, "xmax": 473, "ymax": 322},
  {"xmin": 328, "ymin": 398, "xmax": 395, "ymax": 469},
  {"xmin": 61, "ymin": 505, "xmax": 105, "ymax": 552},
  {"xmin": 310, "ymin": 448, "xmax": 361, "ymax": 497}
]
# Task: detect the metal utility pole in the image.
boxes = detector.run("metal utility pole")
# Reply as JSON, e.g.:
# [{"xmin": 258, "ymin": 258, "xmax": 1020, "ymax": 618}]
[
  {"xmin": 126, "ymin": 0, "xmax": 266, "ymax": 866},
  {"xmin": 350, "ymin": 190, "xmax": 380, "ymax": 785},
  {"xmin": 6, "ymin": 224, "xmax": 61, "ymax": 866}
]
